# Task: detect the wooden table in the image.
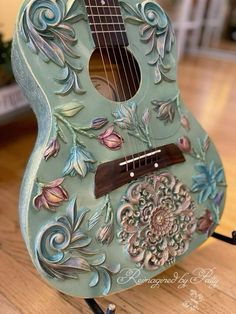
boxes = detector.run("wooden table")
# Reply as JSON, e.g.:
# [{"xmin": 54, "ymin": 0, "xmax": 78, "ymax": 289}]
[{"xmin": 0, "ymin": 55, "xmax": 235, "ymax": 313}]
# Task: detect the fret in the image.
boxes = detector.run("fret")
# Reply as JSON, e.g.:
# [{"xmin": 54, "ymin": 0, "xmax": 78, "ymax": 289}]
[
  {"xmin": 85, "ymin": 0, "xmax": 119, "ymax": 5},
  {"xmin": 91, "ymin": 30, "xmax": 127, "ymax": 34},
  {"xmin": 92, "ymin": 31, "xmax": 128, "ymax": 48},
  {"xmin": 86, "ymin": 7, "xmax": 120, "ymax": 16},
  {"xmin": 85, "ymin": 0, "xmax": 129, "ymax": 47},
  {"xmin": 88, "ymin": 15, "xmax": 124, "ymax": 24},
  {"xmin": 90, "ymin": 23, "xmax": 125, "ymax": 32}
]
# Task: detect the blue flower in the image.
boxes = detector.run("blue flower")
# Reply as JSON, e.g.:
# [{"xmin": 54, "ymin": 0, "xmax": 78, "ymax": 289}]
[
  {"xmin": 192, "ymin": 161, "xmax": 224, "ymax": 204},
  {"xmin": 63, "ymin": 146, "xmax": 96, "ymax": 178}
]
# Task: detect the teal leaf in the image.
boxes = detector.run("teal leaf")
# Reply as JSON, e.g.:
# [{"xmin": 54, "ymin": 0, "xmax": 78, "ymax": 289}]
[
  {"xmin": 120, "ymin": 1, "xmax": 143, "ymax": 20},
  {"xmin": 89, "ymin": 271, "xmax": 100, "ymax": 288},
  {"xmin": 58, "ymin": 102, "xmax": 84, "ymax": 117},
  {"xmin": 88, "ymin": 209, "xmax": 103, "ymax": 231},
  {"xmin": 101, "ymin": 270, "xmax": 112, "ymax": 296},
  {"xmin": 215, "ymin": 168, "xmax": 224, "ymax": 183}
]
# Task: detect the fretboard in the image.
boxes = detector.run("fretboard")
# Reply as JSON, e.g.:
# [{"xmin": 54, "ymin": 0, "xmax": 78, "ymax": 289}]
[{"xmin": 84, "ymin": 0, "xmax": 129, "ymax": 47}]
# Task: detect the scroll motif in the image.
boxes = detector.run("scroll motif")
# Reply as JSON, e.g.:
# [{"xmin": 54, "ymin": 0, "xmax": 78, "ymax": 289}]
[
  {"xmin": 20, "ymin": 0, "xmax": 86, "ymax": 95},
  {"xmin": 117, "ymin": 173, "xmax": 196, "ymax": 271},
  {"xmin": 120, "ymin": 0, "xmax": 175, "ymax": 84},
  {"xmin": 36, "ymin": 198, "xmax": 120, "ymax": 295}
]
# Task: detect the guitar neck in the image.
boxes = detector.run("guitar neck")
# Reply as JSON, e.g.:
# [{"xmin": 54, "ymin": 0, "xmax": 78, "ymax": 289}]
[{"xmin": 84, "ymin": 0, "xmax": 129, "ymax": 47}]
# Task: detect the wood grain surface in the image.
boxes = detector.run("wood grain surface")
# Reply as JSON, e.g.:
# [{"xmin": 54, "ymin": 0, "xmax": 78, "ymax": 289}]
[{"xmin": 0, "ymin": 55, "xmax": 236, "ymax": 313}]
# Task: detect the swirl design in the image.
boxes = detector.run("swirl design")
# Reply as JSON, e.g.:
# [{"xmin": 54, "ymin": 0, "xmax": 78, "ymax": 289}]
[
  {"xmin": 36, "ymin": 198, "xmax": 120, "ymax": 295},
  {"xmin": 117, "ymin": 173, "xmax": 196, "ymax": 271},
  {"xmin": 141, "ymin": 1, "xmax": 168, "ymax": 28},
  {"xmin": 120, "ymin": 0, "xmax": 176, "ymax": 84},
  {"xmin": 20, "ymin": 0, "xmax": 85, "ymax": 95}
]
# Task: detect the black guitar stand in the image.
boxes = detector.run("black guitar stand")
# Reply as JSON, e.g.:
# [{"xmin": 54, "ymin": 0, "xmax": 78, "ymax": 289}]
[{"xmin": 83, "ymin": 230, "xmax": 236, "ymax": 314}]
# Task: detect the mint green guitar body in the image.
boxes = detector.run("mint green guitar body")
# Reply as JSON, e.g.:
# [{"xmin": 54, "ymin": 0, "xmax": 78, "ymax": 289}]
[{"xmin": 12, "ymin": 0, "xmax": 226, "ymax": 298}]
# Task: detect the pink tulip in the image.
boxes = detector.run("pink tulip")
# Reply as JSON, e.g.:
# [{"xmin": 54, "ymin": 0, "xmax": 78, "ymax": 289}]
[
  {"xmin": 177, "ymin": 136, "xmax": 192, "ymax": 153},
  {"xmin": 98, "ymin": 126, "xmax": 124, "ymax": 150},
  {"xmin": 33, "ymin": 178, "xmax": 68, "ymax": 212},
  {"xmin": 44, "ymin": 138, "xmax": 60, "ymax": 160}
]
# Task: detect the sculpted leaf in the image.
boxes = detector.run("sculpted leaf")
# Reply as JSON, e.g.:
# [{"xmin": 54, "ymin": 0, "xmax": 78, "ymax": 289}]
[
  {"xmin": 58, "ymin": 102, "xmax": 84, "ymax": 117},
  {"xmin": 89, "ymin": 271, "xmax": 100, "ymax": 288}
]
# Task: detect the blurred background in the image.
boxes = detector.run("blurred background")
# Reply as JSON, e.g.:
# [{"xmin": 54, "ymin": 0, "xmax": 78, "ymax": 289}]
[
  {"xmin": 1, "ymin": 0, "xmax": 236, "ymax": 121},
  {"xmin": 0, "ymin": 0, "xmax": 236, "ymax": 124}
]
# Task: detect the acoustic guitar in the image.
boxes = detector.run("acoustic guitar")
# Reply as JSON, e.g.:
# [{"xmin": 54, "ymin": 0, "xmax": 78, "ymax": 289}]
[{"xmin": 12, "ymin": 0, "xmax": 227, "ymax": 298}]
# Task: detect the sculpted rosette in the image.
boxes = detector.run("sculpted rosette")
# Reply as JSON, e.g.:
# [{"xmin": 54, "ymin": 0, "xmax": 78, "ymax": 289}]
[{"xmin": 117, "ymin": 173, "xmax": 196, "ymax": 271}]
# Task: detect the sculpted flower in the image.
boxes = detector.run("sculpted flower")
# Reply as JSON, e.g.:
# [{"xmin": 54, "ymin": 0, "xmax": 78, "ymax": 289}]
[
  {"xmin": 90, "ymin": 117, "xmax": 108, "ymax": 130},
  {"xmin": 44, "ymin": 138, "xmax": 60, "ymax": 160},
  {"xmin": 34, "ymin": 178, "xmax": 68, "ymax": 212},
  {"xmin": 152, "ymin": 99, "xmax": 175, "ymax": 123},
  {"xmin": 97, "ymin": 223, "xmax": 114, "ymax": 245},
  {"xmin": 180, "ymin": 115, "xmax": 190, "ymax": 131},
  {"xmin": 118, "ymin": 173, "xmax": 196, "ymax": 271},
  {"xmin": 98, "ymin": 126, "xmax": 124, "ymax": 150},
  {"xmin": 197, "ymin": 209, "xmax": 215, "ymax": 236},
  {"xmin": 112, "ymin": 102, "xmax": 137, "ymax": 130},
  {"xmin": 192, "ymin": 161, "xmax": 225, "ymax": 204},
  {"xmin": 177, "ymin": 136, "xmax": 192, "ymax": 153},
  {"xmin": 63, "ymin": 146, "xmax": 96, "ymax": 178}
]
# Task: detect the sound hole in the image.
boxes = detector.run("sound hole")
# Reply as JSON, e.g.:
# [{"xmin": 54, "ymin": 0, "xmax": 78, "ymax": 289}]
[{"xmin": 89, "ymin": 47, "xmax": 141, "ymax": 102}]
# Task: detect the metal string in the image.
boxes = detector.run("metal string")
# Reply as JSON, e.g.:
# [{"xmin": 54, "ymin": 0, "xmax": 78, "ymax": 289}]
[
  {"xmin": 94, "ymin": 1, "xmax": 126, "ymax": 101},
  {"xmin": 110, "ymin": 0, "xmax": 145, "ymax": 170},
  {"xmin": 87, "ymin": 0, "xmax": 113, "ymax": 100},
  {"xmin": 105, "ymin": 0, "xmax": 140, "ymax": 171},
  {"xmin": 110, "ymin": 0, "xmax": 150, "ymax": 170},
  {"xmin": 110, "ymin": 0, "xmax": 140, "ymax": 93},
  {"xmin": 93, "ymin": 0, "xmax": 132, "ymax": 170}
]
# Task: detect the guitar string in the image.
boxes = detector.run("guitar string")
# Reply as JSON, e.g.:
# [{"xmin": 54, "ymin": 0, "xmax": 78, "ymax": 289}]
[
  {"xmin": 110, "ymin": 0, "xmax": 145, "ymax": 170},
  {"xmin": 93, "ymin": 1, "xmax": 126, "ymax": 101},
  {"xmin": 104, "ymin": 3, "xmax": 133, "ymax": 99},
  {"xmin": 111, "ymin": 0, "xmax": 151, "ymax": 170},
  {"xmin": 111, "ymin": 0, "xmax": 140, "ymax": 92},
  {"xmin": 87, "ymin": 0, "xmax": 113, "ymax": 100},
  {"xmin": 89, "ymin": 0, "xmax": 130, "ymax": 172},
  {"xmin": 107, "ymin": 0, "xmax": 145, "ymax": 172},
  {"xmin": 101, "ymin": 0, "xmax": 137, "ymax": 172},
  {"xmin": 93, "ymin": 0, "xmax": 132, "ymax": 170}
]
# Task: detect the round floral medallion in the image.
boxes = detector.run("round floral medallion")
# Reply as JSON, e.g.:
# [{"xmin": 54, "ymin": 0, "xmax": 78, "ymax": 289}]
[{"xmin": 117, "ymin": 173, "xmax": 196, "ymax": 271}]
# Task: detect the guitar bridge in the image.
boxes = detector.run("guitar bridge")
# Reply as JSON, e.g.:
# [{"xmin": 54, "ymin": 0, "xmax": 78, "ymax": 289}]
[{"xmin": 94, "ymin": 143, "xmax": 185, "ymax": 198}]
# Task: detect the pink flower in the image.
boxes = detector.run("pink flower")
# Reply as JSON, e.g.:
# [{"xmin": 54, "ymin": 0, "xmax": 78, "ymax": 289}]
[
  {"xmin": 44, "ymin": 138, "xmax": 60, "ymax": 160},
  {"xmin": 98, "ymin": 126, "xmax": 124, "ymax": 150},
  {"xmin": 177, "ymin": 136, "xmax": 192, "ymax": 153},
  {"xmin": 33, "ymin": 178, "xmax": 68, "ymax": 212},
  {"xmin": 197, "ymin": 209, "xmax": 215, "ymax": 236},
  {"xmin": 180, "ymin": 115, "xmax": 190, "ymax": 131}
]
